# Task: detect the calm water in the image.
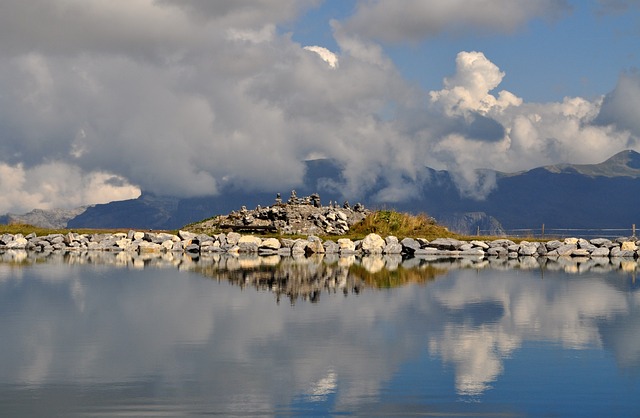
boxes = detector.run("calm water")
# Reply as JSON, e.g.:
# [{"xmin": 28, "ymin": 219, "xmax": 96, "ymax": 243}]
[{"xmin": 1, "ymin": 251, "xmax": 639, "ymax": 417}]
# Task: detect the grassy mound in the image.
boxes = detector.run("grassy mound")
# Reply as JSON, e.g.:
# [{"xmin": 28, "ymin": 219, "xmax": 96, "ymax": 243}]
[{"xmin": 348, "ymin": 210, "xmax": 457, "ymax": 240}]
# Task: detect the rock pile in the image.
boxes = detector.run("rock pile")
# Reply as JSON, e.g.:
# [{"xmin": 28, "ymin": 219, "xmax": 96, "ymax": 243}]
[
  {"xmin": 1, "ymin": 231, "xmax": 639, "ymax": 259},
  {"xmin": 198, "ymin": 191, "xmax": 370, "ymax": 235}
]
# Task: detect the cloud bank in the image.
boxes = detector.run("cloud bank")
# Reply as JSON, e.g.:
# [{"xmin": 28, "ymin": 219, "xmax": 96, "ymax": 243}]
[{"xmin": 0, "ymin": 0, "xmax": 638, "ymax": 213}]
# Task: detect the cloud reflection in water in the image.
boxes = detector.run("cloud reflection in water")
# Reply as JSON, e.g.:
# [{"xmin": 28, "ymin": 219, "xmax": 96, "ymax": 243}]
[{"xmin": 0, "ymin": 250, "xmax": 638, "ymax": 415}]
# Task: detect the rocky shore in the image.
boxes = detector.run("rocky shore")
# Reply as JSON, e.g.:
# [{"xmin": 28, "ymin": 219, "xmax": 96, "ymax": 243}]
[{"xmin": 1, "ymin": 230, "xmax": 639, "ymax": 259}]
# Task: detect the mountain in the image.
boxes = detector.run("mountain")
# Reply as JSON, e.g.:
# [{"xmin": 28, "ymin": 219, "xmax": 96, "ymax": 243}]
[
  {"xmin": 404, "ymin": 149, "xmax": 640, "ymax": 232},
  {"xmin": 0, "ymin": 206, "xmax": 90, "ymax": 229},
  {"xmin": 67, "ymin": 159, "xmax": 347, "ymax": 230},
  {"xmin": 7, "ymin": 150, "xmax": 640, "ymax": 233}
]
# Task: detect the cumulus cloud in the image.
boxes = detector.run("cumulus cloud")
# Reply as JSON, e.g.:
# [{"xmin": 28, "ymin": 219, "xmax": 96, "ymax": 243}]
[
  {"xmin": 344, "ymin": 0, "xmax": 571, "ymax": 42},
  {"xmin": 422, "ymin": 52, "xmax": 636, "ymax": 198},
  {"xmin": 0, "ymin": 162, "xmax": 139, "ymax": 213},
  {"xmin": 0, "ymin": 0, "xmax": 638, "ymax": 213},
  {"xmin": 430, "ymin": 51, "xmax": 523, "ymax": 116},
  {"xmin": 595, "ymin": 72, "xmax": 640, "ymax": 138}
]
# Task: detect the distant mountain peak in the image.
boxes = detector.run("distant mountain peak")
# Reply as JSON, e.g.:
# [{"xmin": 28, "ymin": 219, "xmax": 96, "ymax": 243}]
[
  {"xmin": 607, "ymin": 149, "xmax": 640, "ymax": 169},
  {"xmin": 544, "ymin": 149, "xmax": 640, "ymax": 178}
]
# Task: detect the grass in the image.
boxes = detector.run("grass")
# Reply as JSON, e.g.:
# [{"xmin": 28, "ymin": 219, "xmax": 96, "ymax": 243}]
[
  {"xmin": 0, "ymin": 224, "xmax": 72, "ymax": 236},
  {"xmin": 0, "ymin": 223, "xmax": 170, "ymax": 236},
  {"xmin": 347, "ymin": 210, "xmax": 459, "ymax": 240}
]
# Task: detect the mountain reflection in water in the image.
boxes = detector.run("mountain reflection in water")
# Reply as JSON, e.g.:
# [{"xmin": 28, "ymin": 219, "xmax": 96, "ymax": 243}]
[{"xmin": 0, "ymin": 249, "xmax": 639, "ymax": 416}]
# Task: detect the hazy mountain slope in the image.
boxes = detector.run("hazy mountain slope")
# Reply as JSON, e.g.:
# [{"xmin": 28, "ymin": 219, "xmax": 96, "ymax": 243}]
[
  {"xmin": 0, "ymin": 207, "xmax": 90, "ymax": 229},
  {"xmin": 67, "ymin": 193, "xmax": 179, "ymax": 230}
]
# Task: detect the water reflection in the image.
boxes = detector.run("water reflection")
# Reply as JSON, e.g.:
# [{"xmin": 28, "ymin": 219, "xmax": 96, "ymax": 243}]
[
  {"xmin": 0, "ymin": 250, "xmax": 639, "ymax": 416},
  {"xmin": 2, "ymin": 249, "xmax": 638, "ymax": 303}
]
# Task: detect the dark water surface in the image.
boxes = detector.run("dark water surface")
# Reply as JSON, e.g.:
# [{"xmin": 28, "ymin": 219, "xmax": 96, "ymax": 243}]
[{"xmin": 1, "ymin": 251, "xmax": 639, "ymax": 417}]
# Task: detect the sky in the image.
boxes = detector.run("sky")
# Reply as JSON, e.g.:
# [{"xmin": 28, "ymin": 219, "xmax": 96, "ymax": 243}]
[{"xmin": 1, "ymin": 0, "xmax": 639, "ymax": 213}]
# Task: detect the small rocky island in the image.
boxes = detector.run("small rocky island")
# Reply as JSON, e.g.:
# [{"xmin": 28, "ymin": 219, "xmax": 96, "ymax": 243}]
[
  {"xmin": 0, "ymin": 190, "xmax": 638, "ymax": 261},
  {"xmin": 194, "ymin": 191, "xmax": 370, "ymax": 235}
]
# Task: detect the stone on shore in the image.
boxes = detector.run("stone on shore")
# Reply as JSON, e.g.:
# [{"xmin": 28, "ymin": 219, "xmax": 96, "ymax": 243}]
[
  {"xmin": 361, "ymin": 233, "xmax": 385, "ymax": 254},
  {"xmin": 260, "ymin": 238, "xmax": 281, "ymax": 250},
  {"xmin": 337, "ymin": 238, "xmax": 356, "ymax": 253},
  {"xmin": 1, "ymin": 225, "xmax": 638, "ymax": 263}
]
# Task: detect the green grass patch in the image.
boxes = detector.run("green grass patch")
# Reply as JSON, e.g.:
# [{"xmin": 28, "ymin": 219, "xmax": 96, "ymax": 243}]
[{"xmin": 348, "ymin": 210, "xmax": 458, "ymax": 240}]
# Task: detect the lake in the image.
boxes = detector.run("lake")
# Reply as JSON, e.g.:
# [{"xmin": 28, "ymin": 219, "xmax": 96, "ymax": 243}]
[{"xmin": 1, "ymin": 250, "xmax": 639, "ymax": 417}]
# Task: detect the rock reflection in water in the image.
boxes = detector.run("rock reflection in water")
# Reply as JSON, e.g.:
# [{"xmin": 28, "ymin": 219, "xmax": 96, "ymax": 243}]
[
  {"xmin": 1, "ymin": 249, "xmax": 638, "ymax": 304},
  {"xmin": 193, "ymin": 254, "xmax": 446, "ymax": 304}
]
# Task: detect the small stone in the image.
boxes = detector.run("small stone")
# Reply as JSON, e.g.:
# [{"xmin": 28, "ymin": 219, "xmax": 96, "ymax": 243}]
[
  {"xmin": 337, "ymin": 238, "xmax": 356, "ymax": 253},
  {"xmin": 306, "ymin": 240, "xmax": 325, "ymax": 254},
  {"xmin": 400, "ymin": 238, "xmax": 420, "ymax": 253},
  {"xmin": 470, "ymin": 240, "xmax": 489, "ymax": 249},
  {"xmin": 383, "ymin": 243, "xmax": 403, "ymax": 254},
  {"xmin": 323, "ymin": 240, "xmax": 340, "ymax": 254},
  {"xmin": 590, "ymin": 247, "xmax": 610, "ymax": 257},
  {"xmin": 139, "ymin": 241, "xmax": 163, "ymax": 253}
]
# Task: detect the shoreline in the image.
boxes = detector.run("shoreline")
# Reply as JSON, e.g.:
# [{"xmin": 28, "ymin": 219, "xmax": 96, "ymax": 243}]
[{"xmin": 1, "ymin": 230, "xmax": 639, "ymax": 260}]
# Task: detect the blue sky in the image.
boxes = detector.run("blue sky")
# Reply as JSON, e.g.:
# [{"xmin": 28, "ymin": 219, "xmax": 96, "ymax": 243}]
[
  {"xmin": 289, "ymin": 0, "xmax": 639, "ymax": 102},
  {"xmin": 0, "ymin": 0, "xmax": 639, "ymax": 212}
]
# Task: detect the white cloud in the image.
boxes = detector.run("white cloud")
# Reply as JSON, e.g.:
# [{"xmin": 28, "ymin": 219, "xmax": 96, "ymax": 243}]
[
  {"xmin": 303, "ymin": 46, "xmax": 339, "ymax": 69},
  {"xmin": 422, "ymin": 52, "xmax": 637, "ymax": 197},
  {"xmin": 430, "ymin": 51, "xmax": 523, "ymax": 116},
  {"xmin": 595, "ymin": 72, "xmax": 640, "ymax": 138},
  {"xmin": 2, "ymin": 257, "xmax": 637, "ymax": 402},
  {"xmin": 429, "ymin": 269, "xmax": 630, "ymax": 395},
  {"xmin": 0, "ymin": 162, "xmax": 140, "ymax": 213},
  {"xmin": 0, "ymin": 0, "xmax": 638, "ymax": 212}
]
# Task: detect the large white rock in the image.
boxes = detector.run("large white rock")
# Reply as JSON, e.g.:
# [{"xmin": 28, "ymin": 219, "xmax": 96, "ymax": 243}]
[
  {"xmin": 292, "ymin": 239, "xmax": 309, "ymax": 254},
  {"xmin": 7, "ymin": 237, "xmax": 28, "ymax": 249},
  {"xmin": 260, "ymin": 238, "xmax": 281, "ymax": 250},
  {"xmin": 238, "ymin": 235, "xmax": 262, "ymax": 252},
  {"xmin": 139, "ymin": 241, "xmax": 163, "ymax": 253},
  {"xmin": 361, "ymin": 233, "xmax": 385, "ymax": 254},
  {"xmin": 621, "ymin": 241, "xmax": 638, "ymax": 251},
  {"xmin": 238, "ymin": 235, "xmax": 262, "ymax": 245},
  {"xmin": 226, "ymin": 232, "xmax": 242, "ymax": 245}
]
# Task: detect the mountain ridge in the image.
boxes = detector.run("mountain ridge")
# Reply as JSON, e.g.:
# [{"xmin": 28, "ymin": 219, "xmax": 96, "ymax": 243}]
[{"xmin": 3, "ymin": 150, "xmax": 639, "ymax": 233}]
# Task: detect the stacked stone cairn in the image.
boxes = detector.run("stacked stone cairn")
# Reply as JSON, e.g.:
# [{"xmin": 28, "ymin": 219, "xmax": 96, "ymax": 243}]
[
  {"xmin": 1, "ymin": 231, "xmax": 638, "ymax": 259},
  {"xmin": 200, "ymin": 191, "xmax": 370, "ymax": 235}
]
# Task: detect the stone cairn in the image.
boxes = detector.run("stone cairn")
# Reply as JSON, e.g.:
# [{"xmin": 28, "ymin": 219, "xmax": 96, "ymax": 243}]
[{"xmin": 204, "ymin": 191, "xmax": 369, "ymax": 236}]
